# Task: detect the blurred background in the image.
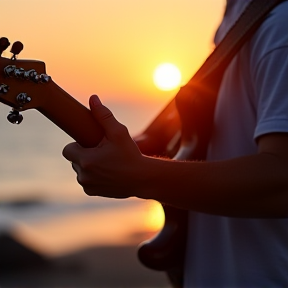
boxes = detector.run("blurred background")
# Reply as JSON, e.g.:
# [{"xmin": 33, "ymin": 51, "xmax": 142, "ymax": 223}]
[{"xmin": 0, "ymin": 0, "xmax": 224, "ymax": 287}]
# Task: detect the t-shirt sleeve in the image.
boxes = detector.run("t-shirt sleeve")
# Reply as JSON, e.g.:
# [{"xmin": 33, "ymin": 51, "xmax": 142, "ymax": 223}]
[
  {"xmin": 251, "ymin": 2, "xmax": 288, "ymax": 140},
  {"xmin": 253, "ymin": 47, "xmax": 288, "ymax": 139}
]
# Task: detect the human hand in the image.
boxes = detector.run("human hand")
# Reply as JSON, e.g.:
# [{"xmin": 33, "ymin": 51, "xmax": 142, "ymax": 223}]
[{"xmin": 62, "ymin": 95, "xmax": 146, "ymax": 198}]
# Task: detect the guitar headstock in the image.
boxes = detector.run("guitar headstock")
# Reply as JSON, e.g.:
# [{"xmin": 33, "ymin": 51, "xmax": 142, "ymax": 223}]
[{"xmin": 0, "ymin": 37, "xmax": 51, "ymax": 124}]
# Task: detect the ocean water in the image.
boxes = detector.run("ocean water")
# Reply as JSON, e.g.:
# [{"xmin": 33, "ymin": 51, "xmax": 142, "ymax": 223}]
[
  {"xmin": 0, "ymin": 100, "xmax": 165, "ymax": 255},
  {"xmin": 0, "ymin": 104, "xmax": 77, "ymax": 202},
  {"xmin": 0, "ymin": 99, "xmax": 161, "ymax": 201}
]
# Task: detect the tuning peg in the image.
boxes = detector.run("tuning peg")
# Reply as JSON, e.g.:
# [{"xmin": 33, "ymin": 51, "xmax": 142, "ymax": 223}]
[
  {"xmin": 39, "ymin": 73, "xmax": 51, "ymax": 83},
  {"xmin": 10, "ymin": 41, "xmax": 24, "ymax": 60},
  {"xmin": 16, "ymin": 92, "xmax": 31, "ymax": 106},
  {"xmin": 0, "ymin": 37, "xmax": 10, "ymax": 55},
  {"xmin": 7, "ymin": 110, "xmax": 23, "ymax": 124},
  {"xmin": 3, "ymin": 65, "xmax": 16, "ymax": 77},
  {"xmin": 0, "ymin": 83, "xmax": 9, "ymax": 94}
]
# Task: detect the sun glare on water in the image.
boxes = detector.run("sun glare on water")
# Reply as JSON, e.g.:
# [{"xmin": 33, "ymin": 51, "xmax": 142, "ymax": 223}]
[
  {"xmin": 145, "ymin": 201, "xmax": 165, "ymax": 231},
  {"xmin": 153, "ymin": 63, "xmax": 182, "ymax": 91}
]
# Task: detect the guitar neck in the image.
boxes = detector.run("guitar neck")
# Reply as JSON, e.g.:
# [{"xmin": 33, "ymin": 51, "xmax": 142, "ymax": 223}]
[{"xmin": 37, "ymin": 80, "xmax": 104, "ymax": 148}]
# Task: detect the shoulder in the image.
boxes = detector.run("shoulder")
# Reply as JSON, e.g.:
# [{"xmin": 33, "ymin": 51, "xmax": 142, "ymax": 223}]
[{"xmin": 251, "ymin": 1, "xmax": 288, "ymax": 62}]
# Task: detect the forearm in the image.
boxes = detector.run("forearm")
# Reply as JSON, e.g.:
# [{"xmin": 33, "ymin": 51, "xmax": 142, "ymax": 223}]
[
  {"xmin": 139, "ymin": 153, "xmax": 287, "ymax": 218},
  {"xmin": 63, "ymin": 100, "xmax": 287, "ymax": 218}
]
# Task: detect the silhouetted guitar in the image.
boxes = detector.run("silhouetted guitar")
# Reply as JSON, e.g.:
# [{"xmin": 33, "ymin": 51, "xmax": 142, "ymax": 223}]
[{"xmin": 0, "ymin": 37, "xmax": 202, "ymax": 287}]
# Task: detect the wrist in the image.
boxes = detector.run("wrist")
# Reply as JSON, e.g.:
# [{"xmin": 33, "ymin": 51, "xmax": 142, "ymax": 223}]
[{"xmin": 135, "ymin": 155, "xmax": 173, "ymax": 201}]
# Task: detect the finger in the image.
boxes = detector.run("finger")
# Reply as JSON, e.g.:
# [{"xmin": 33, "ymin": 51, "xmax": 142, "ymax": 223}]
[
  {"xmin": 62, "ymin": 142, "xmax": 83, "ymax": 163},
  {"xmin": 89, "ymin": 95, "xmax": 129, "ymax": 141},
  {"xmin": 71, "ymin": 162, "xmax": 80, "ymax": 173},
  {"xmin": 83, "ymin": 186, "xmax": 128, "ymax": 198}
]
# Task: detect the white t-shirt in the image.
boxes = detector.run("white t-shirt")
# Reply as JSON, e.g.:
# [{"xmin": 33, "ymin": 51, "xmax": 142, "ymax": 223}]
[{"xmin": 184, "ymin": 1, "xmax": 288, "ymax": 287}]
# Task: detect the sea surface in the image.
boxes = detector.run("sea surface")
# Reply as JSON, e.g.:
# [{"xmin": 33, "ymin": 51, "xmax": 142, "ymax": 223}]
[
  {"xmin": 0, "ymin": 99, "xmax": 161, "ymax": 201},
  {"xmin": 0, "ymin": 100, "xmax": 166, "ymax": 256}
]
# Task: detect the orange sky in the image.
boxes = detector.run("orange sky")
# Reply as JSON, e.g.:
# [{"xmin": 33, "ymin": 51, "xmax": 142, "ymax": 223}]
[{"xmin": 2, "ymin": 0, "xmax": 225, "ymax": 108}]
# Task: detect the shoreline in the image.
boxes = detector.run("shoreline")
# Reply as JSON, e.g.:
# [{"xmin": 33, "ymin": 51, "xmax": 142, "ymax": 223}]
[{"xmin": 1, "ymin": 232, "xmax": 170, "ymax": 288}]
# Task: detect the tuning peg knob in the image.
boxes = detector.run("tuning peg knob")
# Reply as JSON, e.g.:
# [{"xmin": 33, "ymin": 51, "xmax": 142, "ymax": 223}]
[
  {"xmin": 14, "ymin": 67, "xmax": 25, "ymax": 78},
  {"xmin": 10, "ymin": 41, "xmax": 24, "ymax": 60},
  {"xmin": 4, "ymin": 65, "xmax": 16, "ymax": 77},
  {"xmin": 40, "ymin": 74, "xmax": 51, "ymax": 83},
  {"xmin": 7, "ymin": 110, "xmax": 23, "ymax": 124},
  {"xmin": 0, "ymin": 37, "xmax": 10, "ymax": 55},
  {"xmin": 16, "ymin": 92, "xmax": 31, "ymax": 105},
  {"xmin": 24, "ymin": 69, "xmax": 37, "ymax": 80},
  {"xmin": 0, "ymin": 83, "xmax": 9, "ymax": 94}
]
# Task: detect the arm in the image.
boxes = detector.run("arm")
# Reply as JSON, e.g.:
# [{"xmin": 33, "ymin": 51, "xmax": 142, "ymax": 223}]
[
  {"xmin": 63, "ymin": 95, "xmax": 288, "ymax": 219},
  {"xmin": 141, "ymin": 133, "xmax": 288, "ymax": 218}
]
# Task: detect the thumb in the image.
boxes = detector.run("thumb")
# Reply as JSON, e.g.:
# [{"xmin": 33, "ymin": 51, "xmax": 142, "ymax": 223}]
[{"xmin": 89, "ymin": 95, "xmax": 128, "ymax": 141}]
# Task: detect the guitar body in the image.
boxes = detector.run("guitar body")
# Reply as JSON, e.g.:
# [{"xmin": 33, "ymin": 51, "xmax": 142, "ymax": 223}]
[
  {"xmin": 138, "ymin": 206, "xmax": 188, "ymax": 287},
  {"xmin": 136, "ymin": 79, "xmax": 221, "ymax": 288}
]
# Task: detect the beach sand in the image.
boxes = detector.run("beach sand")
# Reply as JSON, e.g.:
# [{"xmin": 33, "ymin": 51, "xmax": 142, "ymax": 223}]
[
  {"xmin": 0, "ymin": 233, "xmax": 171, "ymax": 288},
  {"xmin": 0, "ymin": 200, "xmax": 171, "ymax": 288}
]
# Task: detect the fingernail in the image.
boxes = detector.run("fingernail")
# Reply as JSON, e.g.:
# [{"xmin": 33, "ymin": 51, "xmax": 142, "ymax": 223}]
[{"xmin": 90, "ymin": 94, "xmax": 102, "ymax": 107}]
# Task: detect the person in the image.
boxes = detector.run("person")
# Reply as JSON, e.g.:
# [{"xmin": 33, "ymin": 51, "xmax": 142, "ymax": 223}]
[{"xmin": 62, "ymin": 0, "xmax": 288, "ymax": 287}]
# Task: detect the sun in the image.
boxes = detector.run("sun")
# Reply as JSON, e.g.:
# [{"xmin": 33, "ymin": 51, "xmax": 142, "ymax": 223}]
[{"xmin": 153, "ymin": 63, "xmax": 182, "ymax": 91}]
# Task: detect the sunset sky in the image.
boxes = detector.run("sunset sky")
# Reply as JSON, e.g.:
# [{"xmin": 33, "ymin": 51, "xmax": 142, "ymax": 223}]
[{"xmin": 2, "ymin": 0, "xmax": 225, "ymax": 108}]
